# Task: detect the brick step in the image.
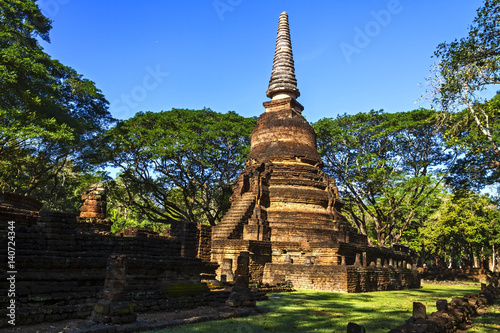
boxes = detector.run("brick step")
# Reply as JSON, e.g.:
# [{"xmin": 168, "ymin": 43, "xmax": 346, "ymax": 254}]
[
  {"xmin": 219, "ymin": 216, "xmax": 250, "ymax": 223},
  {"xmin": 212, "ymin": 194, "xmax": 256, "ymax": 240},
  {"xmin": 230, "ymin": 206, "xmax": 252, "ymax": 211}
]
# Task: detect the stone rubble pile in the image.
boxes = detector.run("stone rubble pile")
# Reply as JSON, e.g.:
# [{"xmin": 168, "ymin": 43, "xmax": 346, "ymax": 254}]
[{"xmin": 389, "ymin": 284, "xmax": 500, "ymax": 333}]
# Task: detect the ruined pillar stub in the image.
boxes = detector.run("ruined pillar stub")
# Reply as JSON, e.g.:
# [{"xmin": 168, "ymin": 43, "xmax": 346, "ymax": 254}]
[
  {"xmin": 91, "ymin": 254, "xmax": 136, "ymax": 324},
  {"xmin": 103, "ymin": 254, "xmax": 127, "ymax": 302},
  {"xmin": 80, "ymin": 182, "xmax": 107, "ymax": 219},
  {"xmin": 234, "ymin": 251, "xmax": 250, "ymax": 289},
  {"xmin": 436, "ymin": 299, "xmax": 448, "ymax": 311},
  {"xmin": 412, "ymin": 302, "xmax": 426, "ymax": 320},
  {"xmin": 221, "ymin": 258, "xmax": 234, "ymax": 282},
  {"xmin": 354, "ymin": 253, "xmax": 362, "ymax": 267},
  {"xmin": 226, "ymin": 251, "xmax": 256, "ymax": 308},
  {"xmin": 347, "ymin": 322, "xmax": 366, "ymax": 333}
]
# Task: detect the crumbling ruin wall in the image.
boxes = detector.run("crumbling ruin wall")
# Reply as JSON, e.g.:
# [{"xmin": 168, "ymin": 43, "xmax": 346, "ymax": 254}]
[
  {"xmin": 80, "ymin": 182, "xmax": 107, "ymax": 219},
  {"xmin": 263, "ymin": 264, "xmax": 349, "ymax": 292},
  {"xmin": 0, "ymin": 199, "xmax": 218, "ymax": 328},
  {"xmin": 346, "ymin": 266, "xmax": 421, "ymax": 293},
  {"xmin": 262, "ymin": 264, "xmax": 420, "ymax": 293},
  {"xmin": 197, "ymin": 224, "xmax": 212, "ymax": 262},
  {"xmin": 419, "ymin": 267, "xmax": 499, "ymax": 284}
]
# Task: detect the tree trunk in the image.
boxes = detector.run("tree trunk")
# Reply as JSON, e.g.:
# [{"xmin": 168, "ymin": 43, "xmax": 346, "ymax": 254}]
[{"xmin": 492, "ymin": 243, "xmax": 497, "ymax": 272}]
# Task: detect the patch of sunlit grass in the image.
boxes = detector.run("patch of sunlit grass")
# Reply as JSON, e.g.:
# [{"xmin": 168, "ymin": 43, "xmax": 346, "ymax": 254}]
[{"xmin": 150, "ymin": 284, "xmax": 481, "ymax": 333}]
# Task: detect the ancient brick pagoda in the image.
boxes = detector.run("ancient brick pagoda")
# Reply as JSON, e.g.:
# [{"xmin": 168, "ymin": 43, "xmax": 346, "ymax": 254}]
[{"xmin": 211, "ymin": 12, "xmax": 420, "ymax": 292}]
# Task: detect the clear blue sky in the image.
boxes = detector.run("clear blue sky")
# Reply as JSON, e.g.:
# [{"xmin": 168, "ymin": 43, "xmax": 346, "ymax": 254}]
[{"xmin": 39, "ymin": 0, "xmax": 485, "ymax": 123}]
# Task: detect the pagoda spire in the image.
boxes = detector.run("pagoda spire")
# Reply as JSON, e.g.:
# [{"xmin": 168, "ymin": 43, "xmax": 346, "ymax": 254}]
[{"xmin": 266, "ymin": 12, "xmax": 300, "ymax": 100}]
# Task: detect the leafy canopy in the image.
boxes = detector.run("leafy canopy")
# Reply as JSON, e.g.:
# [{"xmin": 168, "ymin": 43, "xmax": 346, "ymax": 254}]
[
  {"xmin": 407, "ymin": 190, "xmax": 500, "ymax": 267},
  {"xmin": 103, "ymin": 108, "xmax": 255, "ymax": 225},
  {"xmin": 444, "ymin": 92, "xmax": 500, "ymax": 189},
  {"xmin": 0, "ymin": 0, "xmax": 114, "ymax": 209},
  {"xmin": 314, "ymin": 109, "xmax": 456, "ymax": 245}
]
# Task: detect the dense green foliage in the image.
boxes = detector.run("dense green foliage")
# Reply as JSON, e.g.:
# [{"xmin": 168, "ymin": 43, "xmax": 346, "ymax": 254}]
[
  {"xmin": 314, "ymin": 109, "xmax": 456, "ymax": 245},
  {"xmin": 106, "ymin": 176, "xmax": 169, "ymax": 233},
  {"xmin": 0, "ymin": 0, "xmax": 114, "ymax": 210},
  {"xmin": 102, "ymin": 108, "xmax": 255, "ymax": 225},
  {"xmin": 405, "ymin": 190, "xmax": 500, "ymax": 268},
  {"xmin": 444, "ymin": 93, "xmax": 500, "ymax": 189},
  {"xmin": 150, "ymin": 285, "xmax": 480, "ymax": 333}
]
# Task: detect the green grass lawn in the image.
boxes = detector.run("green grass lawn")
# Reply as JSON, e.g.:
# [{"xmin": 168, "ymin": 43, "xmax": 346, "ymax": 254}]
[{"xmin": 150, "ymin": 284, "xmax": 481, "ymax": 333}]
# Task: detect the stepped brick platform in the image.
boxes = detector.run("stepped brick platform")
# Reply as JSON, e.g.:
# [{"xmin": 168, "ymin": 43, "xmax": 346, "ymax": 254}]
[{"xmin": 211, "ymin": 12, "xmax": 420, "ymax": 292}]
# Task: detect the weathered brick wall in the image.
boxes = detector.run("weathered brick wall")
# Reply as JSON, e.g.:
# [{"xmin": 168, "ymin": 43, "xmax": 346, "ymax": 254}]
[
  {"xmin": 262, "ymin": 264, "xmax": 420, "ymax": 293},
  {"xmin": 197, "ymin": 224, "xmax": 212, "ymax": 262},
  {"xmin": 248, "ymin": 242, "xmax": 272, "ymax": 282},
  {"xmin": 0, "ymin": 206, "xmax": 218, "ymax": 328},
  {"xmin": 346, "ymin": 267, "xmax": 421, "ymax": 292},
  {"xmin": 0, "ymin": 192, "xmax": 43, "ymax": 212},
  {"xmin": 262, "ymin": 264, "xmax": 348, "ymax": 292},
  {"xmin": 419, "ymin": 267, "xmax": 499, "ymax": 284}
]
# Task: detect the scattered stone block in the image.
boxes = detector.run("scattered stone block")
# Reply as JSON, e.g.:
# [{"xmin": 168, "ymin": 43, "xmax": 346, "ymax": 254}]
[
  {"xmin": 347, "ymin": 322, "xmax": 366, "ymax": 333},
  {"xmin": 436, "ymin": 299, "xmax": 448, "ymax": 311},
  {"xmin": 412, "ymin": 302, "xmax": 427, "ymax": 320}
]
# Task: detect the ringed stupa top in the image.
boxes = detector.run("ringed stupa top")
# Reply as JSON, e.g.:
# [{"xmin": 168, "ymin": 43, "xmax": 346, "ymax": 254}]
[
  {"xmin": 248, "ymin": 11, "xmax": 320, "ymax": 165},
  {"xmin": 266, "ymin": 12, "xmax": 300, "ymax": 100}
]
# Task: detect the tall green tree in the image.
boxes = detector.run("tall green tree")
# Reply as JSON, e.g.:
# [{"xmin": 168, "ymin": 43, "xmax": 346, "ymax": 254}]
[
  {"xmin": 314, "ymin": 109, "xmax": 456, "ymax": 245},
  {"xmin": 103, "ymin": 108, "xmax": 255, "ymax": 226},
  {"xmin": 408, "ymin": 190, "xmax": 500, "ymax": 269},
  {"xmin": 433, "ymin": 0, "xmax": 500, "ymax": 187},
  {"xmin": 0, "ymin": 0, "xmax": 114, "ymax": 208},
  {"xmin": 444, "ymin": 93, "xmax": 500, "ymax": 189}
]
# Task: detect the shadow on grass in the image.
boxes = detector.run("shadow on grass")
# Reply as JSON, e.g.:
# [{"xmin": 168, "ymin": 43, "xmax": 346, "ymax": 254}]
[{"xmin": 153, "ymin": 285, "xmax": 481, "ymax": 333}]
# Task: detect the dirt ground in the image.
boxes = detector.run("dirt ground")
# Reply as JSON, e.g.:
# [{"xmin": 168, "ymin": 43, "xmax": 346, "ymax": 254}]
[{"xmin": 3, "ymin": 306, "xmax": 264, "ymax": 333}]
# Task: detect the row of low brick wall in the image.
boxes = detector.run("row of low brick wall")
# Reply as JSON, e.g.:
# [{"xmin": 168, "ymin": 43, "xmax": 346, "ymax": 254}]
[
  {"xmin": 0, "ymin": 207, "xmax": 218, "ymax": 328},
  {"xmin": 262, "ymin": 263, "xmax": 421, "ymax": 292},
  {"xmin": 346, "ymin": 266, "xmax": 420, "ymax": 292},
  {"xmin": 263, "ymin": 264, "xmax": 348, "ymax": 292},
  {"xmin": 389, "ymin": 284, "xmax": 500, "ymax": 332},
  {"xmin": 419, "ymin": 267, "xmax": 500, "ymax": 284}
]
